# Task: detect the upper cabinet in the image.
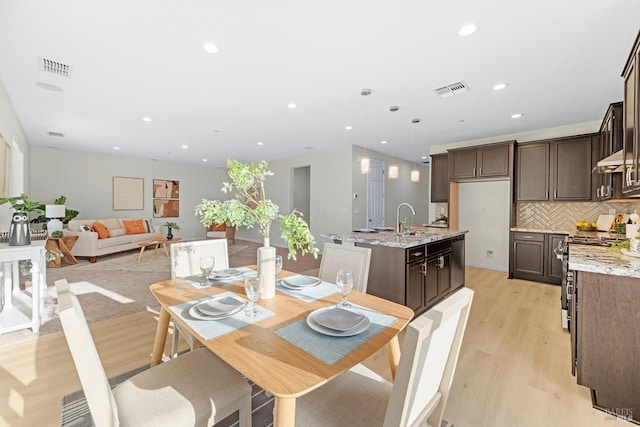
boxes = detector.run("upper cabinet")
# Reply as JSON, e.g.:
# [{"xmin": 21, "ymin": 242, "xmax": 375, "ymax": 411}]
[
  {"xmin": 594, "ymin": 102, "xmax": 623, "ymax": 201},
  {"xmin": 430, "ymin": 153, "xmax": 449, "ymax": 202},
  {"xmin": 622, "ymin": 31, "xmax": 640, "ymax": 193},
  {"xmin": 448, "ymin": 142, "xmax": 513, "ymax": 181},
  {"xmin": 516, "ymin": 135, "xmax": 594, "ymax": 201}
]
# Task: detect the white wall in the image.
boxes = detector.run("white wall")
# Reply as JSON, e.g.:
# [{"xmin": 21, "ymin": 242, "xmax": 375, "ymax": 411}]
[
  {"xmin": 30, "ymin": 147, "xmax": 228, "ymax": 239},
  {"xmin": 458, "ymin": 181, "xmax": 511, "ymax": 271},
  {"xmin": 0, "ymin": 78, "xmax": 31, "ymax": 229}
]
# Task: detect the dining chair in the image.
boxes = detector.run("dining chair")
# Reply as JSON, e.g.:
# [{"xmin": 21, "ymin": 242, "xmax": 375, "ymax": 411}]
[
  {"xmin": 295, "ymin": 287, "xmax": 474, "ymax": 427},
  {"xmin": 169, "ymin": 238, "xmax": 230, "ymax": 357},
  {"xmin": 318, "ymin": 243, "xmax": 372, "ymax": 293},
  {"xmin": 55, "ymin": 279, "xmax": 252, "ymax": 427}
]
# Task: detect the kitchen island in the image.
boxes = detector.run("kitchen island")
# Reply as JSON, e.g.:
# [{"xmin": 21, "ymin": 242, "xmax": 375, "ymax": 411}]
[
  {"xmin": 322, "ymin": 227, "xmax": 467, "ymax": 316},
  {"xmin": 568, "ymin": 245, "xmax": 640, "ymax": 424}
]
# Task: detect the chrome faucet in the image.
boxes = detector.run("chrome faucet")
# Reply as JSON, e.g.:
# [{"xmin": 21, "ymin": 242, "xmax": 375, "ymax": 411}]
[{"xmin": 396, "ymin": 203, "xmax": 416, "ymax": 234}]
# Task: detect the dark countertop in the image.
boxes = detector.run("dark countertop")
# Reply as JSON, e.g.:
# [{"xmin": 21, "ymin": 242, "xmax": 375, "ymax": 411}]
[{"xmin": 322, "ymin": 227, "xmax": 467, "ymax": 249}]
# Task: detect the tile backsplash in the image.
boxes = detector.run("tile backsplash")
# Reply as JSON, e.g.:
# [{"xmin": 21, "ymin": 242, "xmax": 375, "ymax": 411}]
[{"xmin": 516, "ymin": 201, "xmax": 640, "ymax": 230}]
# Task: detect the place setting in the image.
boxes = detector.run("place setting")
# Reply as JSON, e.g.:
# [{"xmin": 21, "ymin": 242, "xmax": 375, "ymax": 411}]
[
  {"xmin": 276, "ymin": 258, "xmax": 339, "ymax": 301},
  {"xmin": 169, "ymin": 275, "xmax": 275, "ymax": 340},
  {"xmin": 274, "ymin": 269, "xmax": 398, "ymax": 365},
  {"xmin": 183, "ymin": 255, "xmax": 255, "ymax": 288}
]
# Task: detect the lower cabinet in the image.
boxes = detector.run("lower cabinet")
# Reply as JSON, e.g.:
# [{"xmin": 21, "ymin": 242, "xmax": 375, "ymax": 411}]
[{"xmin": 510, "ymin": 231, "xmax": 565, "ymax": 285}]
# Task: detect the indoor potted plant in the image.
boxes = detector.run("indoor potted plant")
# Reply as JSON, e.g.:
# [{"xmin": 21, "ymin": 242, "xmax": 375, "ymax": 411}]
[
  {"xmin": 162, "ymin": 221, "xmax": 180, "ymax": 240},
  {"xmin": 195, "ymin": 159, "xmax": 318, "ymax": 298},
  {"xmin": 0, "ymin": 194, "xmax": 44, "ymax": 246}
]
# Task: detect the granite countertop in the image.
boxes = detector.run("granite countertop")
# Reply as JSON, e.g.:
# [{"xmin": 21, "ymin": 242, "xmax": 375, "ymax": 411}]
[
  {"xmin": 569, "ymin": 244, "xmax": 640, "ymax": 279},
  {"xmin": 322, "ymin": 227, "xmax": 467, "ymax": 249},
  {"xmin": 511, "ymin": 227, "xmax": 626, "ymax": 240}
]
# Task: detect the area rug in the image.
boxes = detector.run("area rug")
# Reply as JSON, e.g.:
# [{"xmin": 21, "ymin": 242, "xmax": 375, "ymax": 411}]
[{"xmin": 61, "ymin": 364, "xmax": 454, "ymax": 427}]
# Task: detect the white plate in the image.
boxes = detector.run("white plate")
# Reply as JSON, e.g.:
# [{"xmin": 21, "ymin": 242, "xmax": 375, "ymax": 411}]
[
  {"xmin": 191, "ymin": 295, "xmax": 247, "ymax": 319},
  {"xmin": 373, "ymin": 227, "xmax": 394, "ymax": 232},
  {"xmin": 306, "ymin": 307, "xmax": 370, "ymax": 337},
  {"xmin": 620, "ymin": 248, "xmax": 640, "ymax": 258},
  {"xmin": 281, "ymin": 276, "xmax": 322, "ymax": 289},
  {"xmin": 210, "ymin": 268, "xmax": 244, "ymax": 278},
  {"xmin": 353, "ymin": 228, "xmax": 378, "ymax": 233},
  {"xmin": 313, "ymin": 307, "xmax": 366, "ymax": 331}
]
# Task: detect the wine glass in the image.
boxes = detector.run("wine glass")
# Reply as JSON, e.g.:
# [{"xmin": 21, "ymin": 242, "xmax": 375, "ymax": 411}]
[
  {"xmin": 244, "ymin": 275, "xmax": 264, "ymax": 317},
  {"xmin": 275, "ymin": 255, "xmax": 283, "ymax": 278},
  {"xmin": 199, "ymin": 256, "xmax": 215, "ymax": 284},
  {"xmin": 335, "ymin": 269, "xmax": 354, "ymax": 307}
]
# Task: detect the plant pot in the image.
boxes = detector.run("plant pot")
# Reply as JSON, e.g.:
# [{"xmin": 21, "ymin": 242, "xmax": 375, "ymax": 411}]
[
  {"xmin": 257, "ymin": 237, "xmax": 276, "ymax": 299},
  {"xmin": 166, "ymin": 228, "xmax": 173, "ymax": 240},
  {"xmin": 9, "ymin": 211, "xmax": 31, "ymax": 246}
]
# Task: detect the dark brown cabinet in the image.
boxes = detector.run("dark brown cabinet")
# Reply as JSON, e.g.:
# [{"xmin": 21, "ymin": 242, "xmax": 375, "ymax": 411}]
[
  {"xmin": 510, "ymin": 231, "xmax": 564, "ymax": 285},
  {"xmin": 449, "ymin": 142, "xmax": 512, "ymax": 180},
  {"xmin": 594, "ymin": 102, "xmax": 623, "ymax": 201},
  {"xmin": 622, "ymin": 31, "xmax": 640, "ymax": 194},
  {"xmin": 430, "ymin": 153, "xmax": 449, "ymax": 202},
  {"xmin": 405, "ymin": 242, "xmax": 451, "ymax": 315},
  {"xmin": 516, "ymin": 135, "xmax": 593, "ymax": 201}
]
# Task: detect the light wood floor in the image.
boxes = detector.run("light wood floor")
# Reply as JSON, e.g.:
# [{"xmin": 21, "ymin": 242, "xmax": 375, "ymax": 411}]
[{"xmin": 0, "ymin": 267, "xmax": 632, "ymax": 427}]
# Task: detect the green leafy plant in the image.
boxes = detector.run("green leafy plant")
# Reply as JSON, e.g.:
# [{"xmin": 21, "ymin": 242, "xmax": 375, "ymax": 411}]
[
  {"xmin": 51, "ymin": 230, "xmax": 64, "ymax": 238},
  {"xmin": 195, "ymin": 159, "xmax": 318, "ymax": 260},
  {"xmin": 162, "ymin": 221, "xmax": 181, "ymax": 231},
  {"xmin": 31, "ymin": 195, "xmax": 80, "ymax": 225},
  {"xmin": 0, "ymin": 194, "xmax": 44, "ymax": 213}
]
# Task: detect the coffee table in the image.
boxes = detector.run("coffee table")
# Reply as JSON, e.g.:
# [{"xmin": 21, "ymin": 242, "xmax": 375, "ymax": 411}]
[{"xmin": 137, "ymin": 237, "xmax": 181, "ymax": 263}]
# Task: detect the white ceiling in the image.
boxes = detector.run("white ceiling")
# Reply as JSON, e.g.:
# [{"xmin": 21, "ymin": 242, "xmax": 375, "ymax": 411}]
[{"xmin": 1, "ymin": 1, "xmax": 639, "ymax": 168}]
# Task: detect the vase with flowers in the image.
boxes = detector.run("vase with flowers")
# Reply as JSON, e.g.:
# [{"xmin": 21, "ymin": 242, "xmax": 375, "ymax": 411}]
[{"xmin": 195, "ymin": 159, "xmax": 318, "ymax": 298}]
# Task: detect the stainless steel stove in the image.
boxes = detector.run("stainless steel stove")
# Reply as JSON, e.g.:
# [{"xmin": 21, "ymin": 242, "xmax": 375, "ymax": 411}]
[{"xmin": 558, "ymin": 234, "xmax": 626, "ymax": 329}]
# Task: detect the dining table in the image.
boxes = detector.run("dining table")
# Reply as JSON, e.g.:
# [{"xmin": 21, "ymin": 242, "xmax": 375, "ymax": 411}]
[{"xmin": 149, "ymin": 266, "xmax": 414, "ymax": 427}]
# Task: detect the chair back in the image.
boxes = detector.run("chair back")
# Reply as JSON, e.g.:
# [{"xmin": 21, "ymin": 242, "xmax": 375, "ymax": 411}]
[
  {"xmin": 318, "ymin": 243, "xmax": 372, "ymax": 293},
  {"xmin": 384, "ymin": 287, "xmax": 474, "ymax": 427},
  {"xmin": 170, "ymin": 239, "xmax": 229, "ymax": 279},
  {"xmin": 55, "ymin": 279, "xmax": 119, "ymax": 427}
]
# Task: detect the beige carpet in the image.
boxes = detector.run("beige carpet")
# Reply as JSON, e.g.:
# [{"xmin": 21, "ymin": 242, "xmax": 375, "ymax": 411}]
[{"xmin": 0, "ymin": 244, "xmax": 251, "ymax": 347}]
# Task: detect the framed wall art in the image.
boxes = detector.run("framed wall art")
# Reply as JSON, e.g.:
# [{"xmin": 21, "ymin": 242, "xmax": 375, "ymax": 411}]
[
  {"xmin": 153, "ymin": 199, "xmax": 179, "ymax": 218},
  {"xmin": 153, "ymin": 179, "xmax": 179, "ymax": 199},
  {"xmin": 113, "ymin": 176, "xmax": 144, "ymax": 210}
]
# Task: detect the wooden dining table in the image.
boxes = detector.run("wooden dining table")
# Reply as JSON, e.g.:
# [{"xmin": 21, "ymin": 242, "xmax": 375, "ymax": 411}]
[{"xmin": 149, "ymin": 267, "xmax": 414, "ymax": 427}]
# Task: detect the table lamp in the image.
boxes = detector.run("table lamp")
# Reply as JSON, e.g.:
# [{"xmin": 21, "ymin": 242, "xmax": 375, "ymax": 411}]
[{"xmin": 46, "ymin": 204, "xmax": 65, "ymax": 235}]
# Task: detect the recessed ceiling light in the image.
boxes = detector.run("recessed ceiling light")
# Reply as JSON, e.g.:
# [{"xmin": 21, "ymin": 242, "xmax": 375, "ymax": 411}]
[
  {"xmin": 113, "ymin": 146, "xmax": 120, "ymax": 150},
  {"xmin": 458, "ymin": 119, "xmax": 466, "ymax": 123},
  {"xmin": 304, "ymin": 146, "xmax": 314, "ymax": 150},
  {"xmin": 142, "ymin": 117, "xmax": 152, "ymax": 122},
  {"xmin": 202, "ymin": 43, "xmax": 219, "ymax": 54},
  {"xmin": 511, "ymin": 113, "xmax": 524, "ymax": 119},
  {"xmin": 287, "ymin": 103, "xmax": 297, "ymax": 109},
  {"xmin": 421, "ymin": 156, "xmax": 427, "ymax": 160},
  {"xmin": 458, "ymin": 24, "xmax": 478, "ymax": 36},
  {"xmin": 202, "ymin": 158, "xmax": 208, "ymax": 162},
  {"xmin": 257, "ymin": 141, "xmax": 264, "ymax": 146},
  {"xmin": 181, "ymin": 144, "xmax": 189, "ymax": 149},
  {"xmin": 345, "ymin": 125, "xmax": 353, "ymax": 130},
  {"xmin": 493, "ymin": 83, "xmax": 508, "ymax": 91},
  {"xmin": 35, "ymin": 82, "xmax": 63, "ymax": 92},
  {"xmin": 381, "ymin": 140, "xmax": 388, "ymax": 144}
]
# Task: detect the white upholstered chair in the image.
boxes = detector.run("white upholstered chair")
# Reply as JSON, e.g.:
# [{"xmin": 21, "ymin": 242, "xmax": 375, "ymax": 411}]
[
  {"xmin": 318, "ymin": 243, "xmax": 372, "ymax": 293},
  {"xmin": 295, "ymin": 287, "xmax": 474, "ymax": 427},
  {"xmin": 55, "ymin": 279, "xmax": 252, "ymax": 427},
  {"xmin": 169, "ymin": 239, "xmax": 230, "ymax": 356}
]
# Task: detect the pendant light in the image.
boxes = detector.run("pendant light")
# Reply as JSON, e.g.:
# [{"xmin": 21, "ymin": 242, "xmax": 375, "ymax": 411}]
[
  {"xmin": 388, "ymin": 105, "xmax": 400, "ymax": 179},
  {"xmin": 360, "ymin": 88, "xmax": 372, "ymax": 174},
  {"xmin": 411, "ymin": 118, "xmax": 421, "ymax": 182}
]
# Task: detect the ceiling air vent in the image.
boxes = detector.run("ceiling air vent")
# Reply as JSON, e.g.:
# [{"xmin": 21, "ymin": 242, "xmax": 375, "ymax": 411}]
[
  {"xmin": 433, "ymin": 81, "xmax": 469, "ymax": 98},
  {"xmin": 38, "ymin": 57, "xmax": 72, "ymax": 77},
  {"xmin": 47, "ymin": 131, "xmax": 64, "ymax": 137}
]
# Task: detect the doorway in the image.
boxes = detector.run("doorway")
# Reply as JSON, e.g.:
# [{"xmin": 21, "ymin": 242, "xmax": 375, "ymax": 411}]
[
  {"xmin": 367, "ymin": 160, "xmax": 385, "ymax": 228},
  {"xmin": 292, "ymin": 166, "xmax": 311, "ymax": 226}
]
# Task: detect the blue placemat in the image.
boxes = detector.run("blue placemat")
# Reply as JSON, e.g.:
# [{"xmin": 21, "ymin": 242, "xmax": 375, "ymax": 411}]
[
  {"xmin": 183, "ymin": 266, "xmax": 256, "ymax": 288},
  {"xmin": 274, "ymin": 304, "xmax": 397, "ymax": 365},
  {"xmin": 169, "ymin": 291, "xmax": 274, "ymax": 340},
  {"xmin": 276, "ymin": 275, "xmax": 339, "ymax": 302}
]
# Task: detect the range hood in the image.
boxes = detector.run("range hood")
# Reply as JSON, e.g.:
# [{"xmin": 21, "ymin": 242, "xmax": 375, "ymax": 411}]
[{"xmin": 596, "ymin": 150, "xmax": 624, "ymax": 173}]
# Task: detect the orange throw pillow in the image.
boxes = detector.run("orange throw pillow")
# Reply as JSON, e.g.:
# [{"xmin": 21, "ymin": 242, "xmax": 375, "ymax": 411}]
[
  {"xmin": 211, "ymin": 223, "xmax": 226, "ymax": 231},
  {"xmin": 123, "ymin": 219, "xmax": 146, "ymax": 234},
  {"xmin": 92, "ymin": 222, "xmax": 109, "ymax": 239}
]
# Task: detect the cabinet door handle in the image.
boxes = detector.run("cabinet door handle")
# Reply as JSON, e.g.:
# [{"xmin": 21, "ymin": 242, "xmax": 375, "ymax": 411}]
[
  {"xmin": 479, "ymin": 167, "xmax": 482, "ymax": 176},
  {"xmin": 473, "ymin": 167, "xmax": 476, "ymax": 176},
  {"xmin": 546, "ymin": 190, "xmax": 549, "ymax": 199},
  {"xmin": 412, "ymin": 251, "xmax": 423, "ymax": 257},
  {"xmin": 437, "ymin": 256, "xmax": 445, "ymax": 268},
  {"xmin": 596, "ymin": 187, "xmax": 601, "ymax": 198},
  {"xmin": 521, "ymin": 235, "xmax": 535, "ymax": 239},
  {"xmin": 421, "ymin": 261, "xmax": 427, "ymax": 276},
  {"xmin": 554, "ymin": 190, "xmax": 557, "ymax": 199}
]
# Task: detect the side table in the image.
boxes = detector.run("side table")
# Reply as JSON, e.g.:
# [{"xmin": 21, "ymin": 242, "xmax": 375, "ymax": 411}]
[{"xmin": 45, "ymin": 236, "xmax": 79, "ymax": 268}]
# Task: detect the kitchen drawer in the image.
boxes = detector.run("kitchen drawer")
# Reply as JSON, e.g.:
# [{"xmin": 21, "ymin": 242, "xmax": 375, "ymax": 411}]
[
  {"xmin": 406, "ymin": 245, "xmax": 426, "ymax": 262},
  {"xmin": 512, "ymin": 232, "xmax": 544, "ymax": 242}
]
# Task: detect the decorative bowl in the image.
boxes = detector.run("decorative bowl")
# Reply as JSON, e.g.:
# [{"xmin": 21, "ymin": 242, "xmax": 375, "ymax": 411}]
[{"xmin": 576, "ymin": 226, "xmax": 597, "ymax": 231}]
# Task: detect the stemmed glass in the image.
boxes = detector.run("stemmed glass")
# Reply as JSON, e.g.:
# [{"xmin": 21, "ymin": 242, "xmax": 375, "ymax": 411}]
[
  {"xmin": 244, "ymin": 275, "xmax": 264, "ymax": 317},
  {"xmin": 199, "ymin": 256, "xmax": 215, "ymax": 285},
  {"xmin": 275, "ymin": 255, "xmax": 283, "ymax": 278},
  {"xmin": 335, "ymin": 269, "xmax": 354, "ymax": 307}
]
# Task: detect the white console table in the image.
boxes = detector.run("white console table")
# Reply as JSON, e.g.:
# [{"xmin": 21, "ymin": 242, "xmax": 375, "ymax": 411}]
[{"xmin": 0, "ymin": 240, "xmax": 47, "ymax": 334}]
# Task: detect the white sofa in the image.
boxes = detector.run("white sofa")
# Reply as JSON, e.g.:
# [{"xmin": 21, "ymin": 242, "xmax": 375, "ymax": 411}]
[{"xmin": 64, "ymin": 218, "xmax": 161, "ymax": 262}]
